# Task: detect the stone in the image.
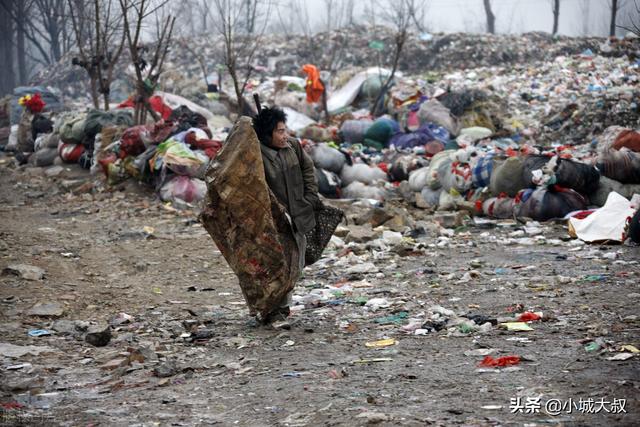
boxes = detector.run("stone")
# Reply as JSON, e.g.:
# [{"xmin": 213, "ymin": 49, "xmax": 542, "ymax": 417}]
[
  {"xmin": 51, "ymin": 320, "xmax": 78, "ymax": 335},
  {"xmin": 154, "ymin": 360, "xmax": 180, "ymax": 378},
  {"xmin": 0, "ymin": 343, "xmax": 56, "ymax": 358},
  {"xmin": 397, "ymin": 181, "xmax": 416, "ymax": 204},
  {"xmin": 334, "ymin": 225, "xmax": 350, "ymax": 238},
  {"xmin": 3, "ymin": 264, "xmax": 45, "ymax": 281},
  {"xmin": 354, "ymin": 207, "xmax": 394, "ymax": 228},
  {"xmin": 100, "ymin": 357, "xmax": 129, "ymax": 371},
  {"xmin": 414, "ymin": 192, "xmax": 431, "ymax": 209},
  {"xmin": 27, "ymin": 302, "xmax": 64, "ymax": 318},
  {"xmin": 384, "ymin": 213, "xmax": 415, "ymax": 232},
  {"xmin": 355, "ymin": 411, "xmax": 390, "ymax": 423},
  {"xmin": 85, "ymin": 325, "xmax": 112, "ymax": 347},
  {"xmin": 432, "ymin": 211, "xmax": 466, "ymax": 229},
  {"xmin": 44, "ymin": 165, "xmax": 64, "ymax": 177},
  {"xmin": 344, "ymin": 225, "xmax": 378, "ymax": 243}
]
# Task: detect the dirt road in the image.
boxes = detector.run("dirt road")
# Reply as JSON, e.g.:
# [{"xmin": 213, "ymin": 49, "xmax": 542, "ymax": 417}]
[{"xmin": 1, "ymin": 159, "xmax": 638, "ymax": 426}]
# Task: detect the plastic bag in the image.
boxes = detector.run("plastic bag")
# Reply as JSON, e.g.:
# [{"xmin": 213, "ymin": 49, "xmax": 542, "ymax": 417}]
[
  {"xmin": 408, "ymin": 166, "xmax": 431, "ymax": 192},
  {"xmin": 159, "ymin": 175, "xmax": 207, "ymax": 204},
  {"xmin": 340, "ymin": 163, "xmax": 388, "ymax": 186},
  {"xmin": 342, "ymin": 181, "xmax": 387, "ymax": 201},
  {"xmin": 153, "ymin": 139, "xmax": 208, "ymax": 177},
  {"xmin": 569, "ymin": 192, "xmax": 638, "ymax": 243},
  {"xmin": 315, "ymin": 168, "xmax": 342, "ymax": 198},
  {"xmin": 420, "ymin": 187, "xmax": 442, "ymax": 208},
  {"xmin": 309, "ymin": 143, "xmax": 347, "ymax": 175},
  {"xmin": 339, "ymin": 119, "xmax": 373, "ymax": 144},
  {"xmin": 517, "ymin": 186, "xmax": 587, "ymax": 221}
]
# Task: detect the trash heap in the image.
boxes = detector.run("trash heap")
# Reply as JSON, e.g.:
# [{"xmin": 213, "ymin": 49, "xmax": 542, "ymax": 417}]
[
  {"xmin": 1, "ymin": 91, "xmax": 232, "ymax": 210},
  {"xmin": 30, "ymin": 28, "xmax": 637, "ymax": 102},
  {"xmin": 1, "ymin": 30, "xmax": 639, "ymax": 243}
]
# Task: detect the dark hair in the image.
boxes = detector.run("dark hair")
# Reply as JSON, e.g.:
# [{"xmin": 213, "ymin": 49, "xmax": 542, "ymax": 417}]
[{"xmin": 252, "ymin": 106, "xmax": 287, "ymax": 145}]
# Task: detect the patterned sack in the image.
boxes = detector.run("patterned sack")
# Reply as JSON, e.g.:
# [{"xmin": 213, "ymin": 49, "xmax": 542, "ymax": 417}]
[
  {"xmin": 472, "ymin": 153, "xmax": 496, "ymax": 188},
  {"xmin": 304, "ymin": 203, "xmax": 344, "ymax": 266}
]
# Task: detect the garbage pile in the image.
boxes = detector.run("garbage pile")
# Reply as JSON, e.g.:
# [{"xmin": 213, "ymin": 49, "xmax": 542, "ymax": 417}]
[
  {"xmin": 30, "ymin": 28, "xmax": 639, "ymax": 103},
  {"xmin": 3, "ymin": 29, "xmax": 639, "ymax": 245},
  {"xmin": 2, "ymin": 92, "xmax": 230, "ymax": 209}
]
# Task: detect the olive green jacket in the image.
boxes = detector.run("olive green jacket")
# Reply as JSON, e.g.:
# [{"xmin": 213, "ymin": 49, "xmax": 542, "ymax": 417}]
[{"xmin": 260, "ymin": 138, "xmax": 320, "ymax": 234}]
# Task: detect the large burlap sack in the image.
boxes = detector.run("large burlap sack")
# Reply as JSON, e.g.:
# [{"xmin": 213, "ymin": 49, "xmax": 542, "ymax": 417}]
[
  {"xmin": 490, "ymin": 156, "xmax": 526, "ymax": 197},
  {"xmin": 417, "ymin": 99, "xmax": 461, "ymax": 137},
  {"xmin": 522, "ymin": 155, "xmax": 600, "ymax": 195},
  {"xmin": 199, "ymin": 117, "xmax": 300, "ymax": 318},
  {"xmin": 516, "ymin": 186, "xmax": 587, "ymax": 221},
  {"xmin": 596, "ymin": 149, "xmax": 640, "ymax": 184}
]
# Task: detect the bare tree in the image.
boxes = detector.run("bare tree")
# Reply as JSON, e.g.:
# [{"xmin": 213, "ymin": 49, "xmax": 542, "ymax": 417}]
[
  {"xmin": 551, "ymin": 0, "xmax": 560, "ymax": 35},
  {"xmin": 210, "ymin": 0, "xmax": 272, "ymax": 115},
  {"xmin": 618, "ymin": 0, "xmax": 640, "ymax": 36},
  {"xmin": 370, "ymin": 0, "xmax": 423, "ymax": 116},
  {"xmin": 407, "ymin": 0, "xmax": 428, "ymax": 33},
  {"xmin": 119, "ymin": 0, "xmax": 176, "ymax": 124},
  {"xmin": 483, "ymin": 0, "xmax": 496, "ymax": 34},
  {"xmin": 67, "ymin": 0, "xmax": 127, "ymax": 110},
  {"xmin": 0, "ymin": 0, "xmax": 16, "ymax": 96},
  {"xmin": 609, "ymin": 0, "xmax": 629, "ymax": 36}
]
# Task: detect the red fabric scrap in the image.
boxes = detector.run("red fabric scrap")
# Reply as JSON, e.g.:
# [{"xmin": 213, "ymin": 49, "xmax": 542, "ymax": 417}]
[
  {"xmin": 119, "ymin": 125, "xmax": 148, "ymax": 159},
  {"xmin": 184, "ymin": 130, "xmax": 222, "ymax": 159}
]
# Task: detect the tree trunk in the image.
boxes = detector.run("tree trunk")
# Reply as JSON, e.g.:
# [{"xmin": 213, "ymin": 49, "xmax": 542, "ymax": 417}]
[
  {"xmin": 552, "ymin": 0, "xmax": 560, "ymax": 35},
  {"xmin": 0, "ymin": 0, "xmax": 16, "ymax": 97},
  {"xmin": 16, "ymin": 1, "xmax": 27, "ymax": 85},
  {"xmin": 483, "ymin": 0, "xmax": 495, "ymax": 34},
  {"xmin": 610, "ymin": 0, "xmax": 619, "ymax": 36},
  {"xmin": 230, "ymin": 65, "xmax": 245, "ymax": 115},
  {"xmin": 50, "ymin": 19, "xmax": 62, "ymax": 62},
  {"xmin": 89, "ymin": 76, "xmax": 100, "ymax": 109},
  {"xmin": 103, "ymin": 92, "xmax": 110, "ymax": 111},
  {"xmin": 201, "ymin": 0, "xmax": 208, "ymax": 33}
]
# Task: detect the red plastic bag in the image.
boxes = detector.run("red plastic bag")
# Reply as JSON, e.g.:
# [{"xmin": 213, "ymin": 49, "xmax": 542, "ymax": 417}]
[
  {"xmin": 518, "ymin": 312, "xmax": 541, "ymax": 322},
  {"xmin": 478, "ymin": 355, "xmax": 521, "ymax": 367}
]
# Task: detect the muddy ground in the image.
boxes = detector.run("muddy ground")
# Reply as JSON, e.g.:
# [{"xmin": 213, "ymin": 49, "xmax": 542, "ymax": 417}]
[{"xmin": 0, "ymin": 157, "xmax": 638, "ymax": 427}]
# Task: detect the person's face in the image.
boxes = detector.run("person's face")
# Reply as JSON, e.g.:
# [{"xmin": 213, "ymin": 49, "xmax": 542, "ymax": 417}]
[{"xmin": 271, "ymin": 121, "xmax": 288, "ymax": 148}]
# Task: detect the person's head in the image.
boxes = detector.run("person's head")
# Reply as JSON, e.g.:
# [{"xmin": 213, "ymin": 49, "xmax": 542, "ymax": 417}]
[{"xmin": 253, "ymin": 106, "xmax": 288, "ymax": 148}]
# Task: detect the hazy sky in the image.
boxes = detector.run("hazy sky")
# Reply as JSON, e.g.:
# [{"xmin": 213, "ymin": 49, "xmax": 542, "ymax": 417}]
[{"xmin": 298, "ymin": 0, "xmax": 635, "ymax": 37}]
